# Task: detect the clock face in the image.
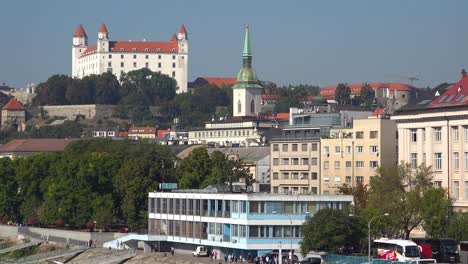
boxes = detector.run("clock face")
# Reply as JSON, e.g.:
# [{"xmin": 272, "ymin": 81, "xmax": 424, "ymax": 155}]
[
  {"xmin": 73, "ymin": 38, "xmax": 80, "ymax": 46},
  {"xmin": 98, "ymin": 33, "xmax": 103, "ymax": 39},
  {"xmin": 177, "ymin": 33, "xmax": 183, "ymax": 40}
]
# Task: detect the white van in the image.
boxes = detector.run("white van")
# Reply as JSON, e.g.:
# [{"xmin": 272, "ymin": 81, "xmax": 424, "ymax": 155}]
[
  {"xmin": 193, "ymin": 246, "xmax": 208, "ymax": 257},
  {"xmin": 373, "ymin": 238, "xmax": 421, "ymax": 262}
]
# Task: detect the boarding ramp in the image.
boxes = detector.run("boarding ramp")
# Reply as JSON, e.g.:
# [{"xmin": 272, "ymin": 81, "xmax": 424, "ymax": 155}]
[{"xmin": 102, "ymin": 234, "xmax": 164, "ymax": 252}]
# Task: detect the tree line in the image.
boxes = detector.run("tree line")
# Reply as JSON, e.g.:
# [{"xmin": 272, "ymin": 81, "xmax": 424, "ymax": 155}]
[
  {"xmin": 301, "ymin": 163, "xmax": 468, "ymax": 255},
  {"xmin": 0, "ymin": 139, "xmax": 250, "ymax": 231}
]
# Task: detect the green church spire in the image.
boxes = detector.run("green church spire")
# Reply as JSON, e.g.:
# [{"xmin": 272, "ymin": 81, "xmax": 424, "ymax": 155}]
[{"xmin": 234, "ymin": 26, "xmax": 262, "ymax": 89}]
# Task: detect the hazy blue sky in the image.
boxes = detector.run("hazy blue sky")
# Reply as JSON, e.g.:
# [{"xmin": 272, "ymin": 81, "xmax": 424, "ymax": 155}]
[{"xmin": 1, "ymin": 0, "xmax": 468, "ymax": 88}]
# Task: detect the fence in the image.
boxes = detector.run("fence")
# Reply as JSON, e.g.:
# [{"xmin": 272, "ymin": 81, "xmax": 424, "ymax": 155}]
[{"xmin": 323, "ymin": 254, "xmax": 435, "ymax": 264}]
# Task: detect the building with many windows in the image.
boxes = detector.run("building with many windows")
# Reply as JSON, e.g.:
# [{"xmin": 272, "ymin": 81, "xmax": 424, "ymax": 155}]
[
  {"xmin": 392, "ymin": 70, "xmax": 468, "ymax": 210},
  {"xmin": 147, "ymin": 190, "xmax": 353, "ymax": 258},
  {"xmin": 72, "ymin": 23, "xmax": 188, "ymax": 93},
  {"xmin": 320, "ymin": 117, "xmax": 397, "ymax": 194}
]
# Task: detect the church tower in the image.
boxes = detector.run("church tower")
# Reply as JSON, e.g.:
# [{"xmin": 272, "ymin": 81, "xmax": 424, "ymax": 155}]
[
  {"xmin": 232, "ymin": 26, "xmax": 263, "ymax": 117},
  {"xmin": 72, "ymin": 24, "xmax": 88, "ymax": 77},
  {"xmin": 97, "ymin": 23, "xmax": 109, "ymax": 53}
]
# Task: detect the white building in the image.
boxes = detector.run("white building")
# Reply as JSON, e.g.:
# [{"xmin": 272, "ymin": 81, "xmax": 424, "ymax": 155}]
[{"xmin": 72, "ymin": 23, "xmax": 188, "ymax": 93}]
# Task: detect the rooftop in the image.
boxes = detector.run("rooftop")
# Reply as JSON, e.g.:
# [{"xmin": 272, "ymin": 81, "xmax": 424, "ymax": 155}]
[
  {"xmin": 207, "ymin": 146, "xmax": 269, "ymax": 163},
  {"xmin": 0, "ymin": 139, "xmax": 76, "ymax": 153}
]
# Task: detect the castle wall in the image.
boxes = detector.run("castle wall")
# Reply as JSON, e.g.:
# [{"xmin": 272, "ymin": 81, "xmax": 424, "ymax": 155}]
[{"xmin": 39, "ymin": 104, "xmax": 116, "ymax": 120}]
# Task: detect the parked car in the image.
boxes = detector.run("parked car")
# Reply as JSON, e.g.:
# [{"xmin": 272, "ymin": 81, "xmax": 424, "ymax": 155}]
[
  {"xmin": 119, "ymin": 227, "xmax": 129, "ymax": 233},
  {"xmin": 261, "ymin": 252, "xmax": 299, "ymax": 264},
  {"xmin": 300, "ymin": 257, "xmax": 322, "ymax": 264},
  {"xmin": 412, "ymin": 238, "xmax": 460, "ymax": 263},
  {"xmin": 193, "ymin": 246, "xmax": 208, "ymax": 257}
]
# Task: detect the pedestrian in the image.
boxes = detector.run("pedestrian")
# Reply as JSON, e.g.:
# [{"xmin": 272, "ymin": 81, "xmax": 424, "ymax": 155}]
[
  {"xmin": 224, "ymin": 253, "xmax": 228, "ymax": 263},
  {"xmin": 228, "ymin": 253, "xmax": 232, "ymax": 263},
  {"xmin": 215, "ymin": 251, "xmax": 218, "ymax": 260},
  {"xmin": 211, "ymin": 251, "xmax": 214, "ymax": 262},
  {"xmin": 116, "ymin": 240, "xmax": 119, "ymax": 249},
  {"xmin": 171, "ymin": 247, "xmax": 175, "ymax": 256},
  {"xmin": 120, "ymin": 241, "xmax": 123, "ymax": 249}
]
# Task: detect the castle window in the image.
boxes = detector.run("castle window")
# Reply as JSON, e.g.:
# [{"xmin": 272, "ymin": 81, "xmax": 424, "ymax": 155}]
[
  {"xmin": 158, "ymin": 55, "xmax": 162, "ymax": 59},
  {"xmin": 108, "ymin": 54, "xmax": 112, "ymax": 59},
  {"xmin": 120, "ymin": 48, "xmax": 124, "ymax": 51},
  {"xmin": 238, "ymin": 100, "xmax": 242, "ymax": 113},
  {"xmin": 133, "ymin": 62, "xmax": 137, "ymax": 68},
  {"xmin": 108, "ymin": 62, "xmax": 111, "ymax": 67},
  {"xmin": 172, "ymin": 63, "xmax": 176, "ymax": 68},
  {"xmin": 172, "ymin": 48, "xmax": 175, "ymax": 52},
  {"xmin": 158, "ymin": 63, "xmax": 161, "ymax": 68},
  {"xmin": 145, "ymin": 48, "xmax": 149, "ymax": 52},
  {"xmin": 157, "ymin": 48, "xmax": 161, "ymax": 52},
  {"xmin": 121, "ymin": 55, "xmax": 124, "ymax": 59},
  {"xmin": 133, "ymin": 55, "xmax": 137, "ymax": 59},
  {"xmin": 132, "ymin": 48, "xmax": 137, "ymax": 52},
  {"xmin": 172, "ymin": 55, "xmax": 176, "ymax": 60},
  {"xmin": 250, "ymin": 100, "xmax": 255, "ymax": 113},
  {"xmin": 145, "ymin": 55, "xmax": 149, "ymax": 59},
  {"xmin": 172, "ymin": 71, "xmax": 175, "ymax": 78},
  {"xmin": 145, "ymin": 62, "xmax": 149, "ymax": 68},
  {"xmin": 121, "ymin": 62, "xmax": 124, "ymax": 67}
]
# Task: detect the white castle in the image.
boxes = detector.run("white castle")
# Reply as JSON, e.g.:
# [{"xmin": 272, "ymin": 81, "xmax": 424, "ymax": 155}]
[{"xmin": 72, "ymin": 23, "xmax": 188, "ymax": 93}]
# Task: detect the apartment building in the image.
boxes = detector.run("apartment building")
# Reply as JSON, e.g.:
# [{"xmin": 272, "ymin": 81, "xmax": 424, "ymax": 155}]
[
  {"xmin": 392, "ymin": 70, "xmax": 468, "ymax": 210},
  {"xmin": 320, "ymin": 117, "xmax": 397, "ymax": 194}
]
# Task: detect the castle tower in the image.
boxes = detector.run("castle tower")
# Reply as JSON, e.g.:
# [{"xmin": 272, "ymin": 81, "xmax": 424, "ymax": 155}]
[
  {"xmin": 72, "ymin": 24, "xmax": 88, "ymax": 77},
  {"xmin": 176, "ymin": 24, "xmax": 188, "ymax": 93},
  {"xmin": 97, "ymin": 23, "xmax": 109, "ymax": 53},
  {"xmin": 232, "ymin": 26, "xmax": 263, "ymax": 117}
]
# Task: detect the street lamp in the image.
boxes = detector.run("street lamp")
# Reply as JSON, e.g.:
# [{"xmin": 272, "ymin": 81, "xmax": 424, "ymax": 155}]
[
  {"xmin": 349, "ymin": 213, "xmax": 389, "ymax": 264},
  {"xmin": 272, "ymin": 211, "xmax": 310, "ymax": 264}
]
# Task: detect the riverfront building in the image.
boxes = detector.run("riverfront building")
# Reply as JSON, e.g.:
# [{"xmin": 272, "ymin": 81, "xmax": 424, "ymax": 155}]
[{"xmin": 148, "ymin": 189, "xmax": 353, "ymax": 257}]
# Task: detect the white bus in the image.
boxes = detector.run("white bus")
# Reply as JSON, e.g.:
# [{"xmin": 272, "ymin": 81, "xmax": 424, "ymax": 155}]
[{"xmin": 372, "ymin": 238, "xmax": 421, "ymax": 262}]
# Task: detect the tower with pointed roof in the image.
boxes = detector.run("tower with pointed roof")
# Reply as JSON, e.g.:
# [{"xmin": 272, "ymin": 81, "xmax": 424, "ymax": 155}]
[
  {"xmin": 1, "ymin": 99, "xmax": 26, "ymax": 132},
  {"xmin": 72, "ymin": 24, "xmax": 88, "ymax": 78},
  {"xmin": 97, "ymin": 23, "xmax": 110, "ymax": 53},
  {"xmin": 233, "ymin": 26, "xmax": 263, "ymax": 117}
]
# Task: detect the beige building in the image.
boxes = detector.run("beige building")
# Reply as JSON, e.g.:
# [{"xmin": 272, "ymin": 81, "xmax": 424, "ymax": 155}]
[
  {"xmin": 1, "ymin": 99, "xmax": 26, "ymax": 131},
  {"xmin": 128, "ymin": 127, "xmax": 156, "ymax": 139},
  {"xmin": 392, "ymin": 71, "xmax": 468, "ymax": 210},
  {"xmin": 320, "ymin": 117, "xmax": 397, "ymax": 194}
]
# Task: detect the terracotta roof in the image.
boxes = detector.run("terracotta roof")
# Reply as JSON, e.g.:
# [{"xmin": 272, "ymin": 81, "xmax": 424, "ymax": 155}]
[
  {"xmin": 99, "ymin": 23, "xmax": 108, "ymax": 33},
  {"xmin": 157, "ymin": 129, "xmax": 171, "ymax": 139},
  {"xmin": 81, "ymin": 45, "xmax": 97, "ymax": 56},
  {"xmin": 179, "ymin": 24, "xmax": 187, "ymax": 34},
  {"xmin": 426, "ymin": 76, "xmax": 468, "ymax": 108},
  {"xmin": 0, "ymin": 139, "xmax": 75, "ymax": 153},
  {"xmin": 261, "ymin": 94, "xmax": 281, "ymax": 100},
  {"xmin": 73, "ymin": 24, "xmax": 87, "ymax": 37},
  {"xmin": 171, "ymin": 34, "xmax": 177, "ymax": 41},
  {"xmin": 191, "ymin": 77, "xmax": 237, "ymax": 88},
  {"xmin": 80, "ymin": 41, "xmax": 178, "ymax": 58},
  {"xmin": 372, "ymin": 108, "xmax": 385, "ymax": 116},
  {"xmin": 128, "ymin": 127, "xmax": 156, "ymax": 134},
  {"xmin": 2, "ymin": 99, "xmax": 25, "ymax": 111},
  {"xmin": 320, "ymin": 82, "xmax": 414, "ymax": 99}
]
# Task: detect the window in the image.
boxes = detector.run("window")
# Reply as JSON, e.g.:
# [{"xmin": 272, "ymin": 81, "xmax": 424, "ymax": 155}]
[
  {"xmin": 292, "ymin": 173, "xmax": 299, "ymax": 179},
  {"xmin": 273, "ymin": 144, "xmax": 279, "ymax": 152},
  {"xmin": 108, "ymin": 54, "xmax": 112, "ymax": 59},
  {"xmin": 133, "ymin": 62, "xmax": 137, "ymax": 68},
  {"xmin": 282, "ymin": 158, "xmax": 289, "ymax": 165},
  {"xmin": 356, "ymin": 146, "xmax": 363, "ymax": 153},
  {"xmin": 334, "ymin": 161, "xmax": 340, "ymax": 169},
  {"xmin": 423, "ymin": 128, "xmax": 426, "ymax": 142},
  {"xmin": 454, "ymin": 152, "xmax": 460, "ymax": 170},
  {"xmin": 411, "ymin": 129, "xmax": 417, "ymax": 143},
  {"xmin": 121, "ymin": 54, "xmax": 124, "ymax": 58},
  {"xmin": 282, "ymin": 144, "xmax": 288, "ymax": 152},
  {"xmin": 301, "ymin": 173, "xmax": 308, "ymax": 179},
  {"xmin": 324, "ymin": 147, "xmax": 329, "ymax": 155},
  {"xmin": 435, "ymin": 181, "xmax": 442, "ymax": 188},
  {"xmin": 335, "ymin": 146, "xmax": 340, "ymax": 154},
  {"xmin": 356, "ymin": 176, "xmax": 364, "ymax": 183},
  {"xmin": 273, "ymin": 187, "xmax": 278, "ymax": 193},
  {"xmin": 302, "ymin": 158, "xmax": 309, "ymax": 165},
  {"xmin": 302, "ymin": 187, "xmax": 308, "ymax": 194},
  {"xmin": 453, "ymin": 127, "xmax": 459, "ymax": 142},
  {"xmin": 465, "ymin": 152, "xmax": 468, "ymax": 170},
  {"xmin": 346, "ymin": 161, "xmax": 351, "ymax": 168},
  {"xmin": 434, "ymin": 127, "xmax": 442, "ymax": 142},
  {"xmin": 370, "ymin": 131, "xmax": 379, "ymax": 139},
  {"xmin": 334, "ymin": 177, "xmax": 341, "ymax": 183},
  {"xmin": 356, "ymin": 161, "xmax": 364, "ymax": 168},
  {"xmin": 282, "ymin": 173, "xmax": 289, "ymax": 180},
  {"xmin": 356, "ymin": 131, "xmax": 364, "ymax": 139},
  {"xmin": 273, "ymin": 158, "xmax": 279, "ymax": 166},
  {"xmin": 345, "ymin": 176, "xmax": 351, "ymax": 184},
  {"xmin": 369, "ymin": 161, "xmax": 378, "ymax": 168},
  {"xmin": 301, "ymin": 144, "xmax": 307, "ymax": 151},
  {"xmin": 345, "ymin": 146, "xmax": 351, "ymax": 154},
  {"xmin": 465, "ymin": 181, "xmax": 468, "ymax": 199},
  {"xmin": 145, "ymin": 62, "xmax": 149, "ymax": 68},
  {"xmin": 434, "ymin": 153, "xmax": 442, "ymax": 170},
  {"xmin": 454, "ymin": 181, "xmax": 460, "ymax": 200},
  {"xmin": 172, "ymin": 55, "xmax": 176, "ymax": 60},
  {"xmin": 172, "ymin": 62, "xmax": 176, "ymax": 68},
  {"xmin": 237, "ymin": 100, "xmax": 241, "ymax": 113},
  {"xmin": 324, "ymin": 177, "xmax": 329, "ymax": 184},
  {"xmin": 411, "ymin": 153, "xmax": 418, "ymax": 169},
  {"xmin": 158, "ymin": 62, "xmax": 161, "ymax": 68},
  {"xmin": 172, "ymin": 71, "xmax": 175, "ymax": 77},
  {"xmin": 108, "ymin": 62, "xmax": 111, "ymax": 67},
  {"xmin": 120, "ymin": 62, "xmax": 124, "ymax": 67},
  {"xmin": 250, "ymin": 100, "xmax": 255, "ymax": 113},
  {"xmin": 158, "ymin": 55, "xmax": 162, "ymax": 59},
  {"xmin": 370, "ymin": 146, "xmax": 378, "ymax": 153},
  {"xmin": 133, "ymin": 54, "xmax": 137, "ymax": 59},
  {"xmin": 292, "ymin": 144, "xmax": 298, "ymax": 152},
  {"xmin": 324, "ymin": 161, "xmax": 329, "ymax": 169},
  {"xmin": 292, "ymin": 158, "xmax": 299, "ymax": 165},
  {"xmin": 311, "ymin": 158, "xmax": 318, "ymax": 166},
  {"xmin": 311, "ymin": 187, "xmax": 317, "ymax": 194},
  {"xmin": 311, "ymin": 143, "xmax": 318, "ymax": 151},
  {"xmin": 311, "ymin": 173, "xmax": 317, "ymax": 180}
]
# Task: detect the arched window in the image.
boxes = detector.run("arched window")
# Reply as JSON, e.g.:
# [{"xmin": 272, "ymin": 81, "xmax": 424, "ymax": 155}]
[
  {"xmin": 250, "ymin": 100, "xmax": 255, "ymax": 113},
  {"xmin": 238, "ymin": 100, "xmax": 242, "ymax": 113}
]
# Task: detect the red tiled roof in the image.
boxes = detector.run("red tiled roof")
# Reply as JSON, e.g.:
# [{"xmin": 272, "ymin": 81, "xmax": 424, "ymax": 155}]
[
  {"xmin": 73, "ymin": 24, "xmax": 87, "ymax": 37},
  {"xmin": 128, "ymin": 127, "xmax": 156, "ymax": 134},
  {"xmin": 118, "ymin": 131, "xmax": 128, "ymax": 137},
  {"xmin": 320, "ymin": 82, "xmax": 414, "ymax": 99},
  {"xmin": 261, "ymin": 94, "xmax": 281, "ymax": 100},
  {"xmin": 2, "ymin": 99, "xmax": 25, "ymax": 111},
  {"xmin": 99, "ymin": 23, "xmax": 108, "ymax": 33},
  {"xmin": 81, "ymin": 45, "xmax": 97, "ymax": 56},
  {"xmin": 427, "ymin": 76, "xmax": 468, "ymax": 108},
  {"xmin": 171, "ymin": 34, "xmax": 177, "ymax": 41},
  {"xmin": 0, "ymin": 139, "xmax": 75, "ymax": 153},
  {"xmin": 372, "ymin": 108, "xmax": 385, "ymax": 116},
  {"xmin": 179, "ymin": 24, "xmax": 187, "ymax": 34},
  {"xmin": 157, "ymin": 129, "xmax": 171, "ymax": 139},
  {"xmin": 80, "ymin": 41, "xmax": 178, "ymax": 58},
  {"xmin": 195, "ymin": 77, "xmax": 237, "ymax": 87}
]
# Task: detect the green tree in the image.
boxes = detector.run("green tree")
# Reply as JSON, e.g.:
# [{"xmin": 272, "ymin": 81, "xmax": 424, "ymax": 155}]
[
  {"xmin": 447, "ymin": 212, "xmax": 468, "ymax": 241},
  {"xmin": 334, "ymin": 83, "xmax": 351, "ymax": 105},
  {"xmin": 338, "ymin": 181, "xmax": 369, "ymax": 210},
  {"xmin": 301, "ymin": 208, "xmax": 364, "ymax": 255},
  {"xmin": 358, "ymin": 84, "xmax": 375, "ymax": 108},
  {"xmin": 420, "ymin": 188, "xmax": 451, "ymax": 237},
  {"xmin": 176, "ymin": 147, "xmax": 211, "ymax": 189},
  {"xmin": 273, "ymin": 96, "xmax": 301, "ymax": 113},
  {"xmin": 94, "ymin": 72, "xmax": 121, "ymax": 104},
  {"xmin": 66, "ymin": 77, "xmax": 95, "ymax": 104},
  {"xmin": 0, "ymin": 158, "xmax": 19, "ymax": 221},
  {"xmin": 33, "ymin": 75, "xmax": 72, "ymax": 105}
]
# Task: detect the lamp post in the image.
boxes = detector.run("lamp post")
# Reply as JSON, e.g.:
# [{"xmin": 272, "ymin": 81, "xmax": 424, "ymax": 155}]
[
  {"xmin": 349, "ymin": 213, "xmax": 389, "ymax": 264},
  {"xmin": 272, "ymin": 211, "xmax": 310, "ymax": 264}
]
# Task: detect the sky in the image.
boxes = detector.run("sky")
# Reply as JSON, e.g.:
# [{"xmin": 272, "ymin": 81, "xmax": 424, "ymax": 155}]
[{"xmin": 1, "ymin": 0, "xmax": 468, "ymax": 89}]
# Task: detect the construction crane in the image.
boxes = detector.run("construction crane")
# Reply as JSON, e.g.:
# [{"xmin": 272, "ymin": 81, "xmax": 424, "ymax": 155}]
[{"xmin": 385, "ymin": 74, "xmax": 421, "ymax": 86}]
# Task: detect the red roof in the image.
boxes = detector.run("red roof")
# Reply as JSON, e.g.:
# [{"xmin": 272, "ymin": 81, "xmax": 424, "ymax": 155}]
[
  {"xmin": 0, "ymin": 139, "xmax": 75, "ymax": 153},
  {"xmin": 81, "ymin": 45, "xmax": 97, "ymax": 56},
  {"xmin": 372, "ymin": 108, "xmax": 385, "ymax": 116},
  {"xmin": 2, "ymin": 99, "xmax": 25, "ymax": 111},
  {"xmin": 99, "ymin": 23, "xmax": 108, "ymax": 33},
  {"xmin": 179, "ymin": 24, "xmax": 187, "ymax": 34},
  {"xmin": 128, "ymin": 127, "xmax": 156, "ymax": 134},
  {"xmin": 171, "ymin": 34, "xmax": 177, "ymax": 41},
  {"xmin": 261, "ymin": 94, "xmax": 281, "ymax": 100},
  {"xmin": 80, "ymin": 41, "xmax": 178, "ymax": 58},
  {"xmin": 427, "ymin": 75, "xmax": 468, "ymax": 108},
  {"xmin": 157, "ymin": 129, "xmax": 171, "ymax": 139},
  {"xmin": 321, "ymin": 82, "xmax": 414, "ymax": 100},
  {"xmin": 73, "ymin": 24, "xmax": 87, "ymax": 38},
  {"xmin": 192, "ymin": 77, "xmax": 237, "ymax": 87}
]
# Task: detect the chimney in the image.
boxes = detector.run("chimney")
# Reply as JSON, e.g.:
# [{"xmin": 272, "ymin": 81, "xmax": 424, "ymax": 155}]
[{"xmin": 462, "ymin": 69, "xmax": 467, "ymax": 80}]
